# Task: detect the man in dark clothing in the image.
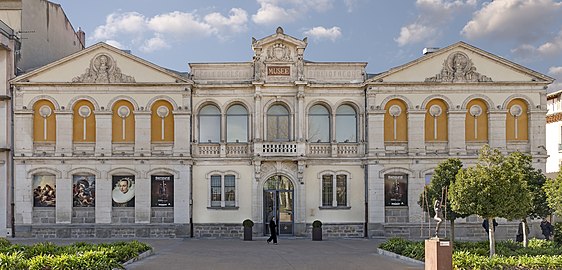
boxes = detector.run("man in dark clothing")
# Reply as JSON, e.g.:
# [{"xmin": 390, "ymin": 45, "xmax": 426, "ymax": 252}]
[
  {"xmin": 540, "ymin": 219, "xmax": 554, "ymax": 240},
  {"xmin": 267, "ymin": 216, "xmax": 278, "ymax": 244},
  {"xmin": 482, "ymin": 219, "xmax": 498, "ymax": 235}
]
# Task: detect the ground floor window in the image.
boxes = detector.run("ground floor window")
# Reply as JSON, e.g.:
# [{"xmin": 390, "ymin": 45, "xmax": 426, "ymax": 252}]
[
  {"xmin": 209, "ymin": 173, "xmax": 237, "ymax": 208},
  {"xmin": 321, "ymin": 172, "xmax": 348, "ymax": 207}
]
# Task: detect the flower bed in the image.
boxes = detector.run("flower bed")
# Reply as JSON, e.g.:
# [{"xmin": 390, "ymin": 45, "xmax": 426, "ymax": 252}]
[
  {"xmin": 0, "ymin": 238, "xmax": 151, "ymax": 270},
  {"xmin": 379, "ymin": 237, "xmax": 562, "ymax": 269}
]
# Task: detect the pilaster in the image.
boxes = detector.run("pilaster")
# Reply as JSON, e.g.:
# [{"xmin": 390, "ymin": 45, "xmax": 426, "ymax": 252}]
[
  {"xmin": 55, "ymin": 176, "xmax": 71, "ymax": 223},
  {"xmin": 408, "ymin": 110, "xmax": 425, "ymax": 154},
  {"xmin": 368, "ymin": 164, "xmax": 385, "ymax": 224},
  {"xmin": 135, "ymin": 176, "xmax": 150, "ymax": 223},
  {"xmin": 173, "ymin": 112, "xmax": 191, "ymax": 156},
  {"xmin": 135, "ymin": 111, "xmax": 151, "ymax": 156},
  {"xmin": 367, "ymin": 110, "xmax": 385, "ymax": 155},
  {"xmin": 14, "ymin": 112, "xmax": 33, "ymax": 156},
  {"xmin": 95, "ymin": 111, "xmax": 112, "ymax": 156},
  {"xmin": 95, "ymin": 169, "xmax": 111, "ymax": 223},
  {"xmin": 448, "ymin": 111, "xmax": 466, "ymax": 154},
  {"xmin": 55, "ymin": 112, "xmax": 72, "ymax": 156},
  {"xmin": 489, "ymin": 111, "xmax": 506, "ymax": 150},
  {"xmin": 174, "ymin": 165, "xmax": 191, "ymax": 223}
]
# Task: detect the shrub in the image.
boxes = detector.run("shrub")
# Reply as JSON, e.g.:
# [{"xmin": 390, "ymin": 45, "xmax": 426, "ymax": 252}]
[
  {"xmin": 243, "ymin": 219, "xmax": 254, "ymax": 227},
  {"xmin": 555, "ymin": 222, "xmax": 562, "ymax": 246},
  {"xmin": 312, "ymin": 220, "xmax": 322, "ymax": 228},
  {"xmin": 0, "ymin": 238, "xmax": 10, "ymax": 249}
]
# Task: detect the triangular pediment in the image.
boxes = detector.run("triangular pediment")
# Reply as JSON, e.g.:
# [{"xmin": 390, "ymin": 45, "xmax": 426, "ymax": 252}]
[
  {"xmin": 12, "ymin": 43, "xmax": 191, "ymax": 84},
  {"xmin": 252, "ymin": 27, "xmax": 308, "ymax": 54},
  {"xmin": 368, "ymin": 42, "xmax": 553, "ymax": 84}
]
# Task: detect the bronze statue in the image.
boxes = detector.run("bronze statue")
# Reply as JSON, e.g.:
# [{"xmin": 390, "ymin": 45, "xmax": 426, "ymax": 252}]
[{"xmin": 433, "ymin": 199, "xmax": 443, "ymax": 238}]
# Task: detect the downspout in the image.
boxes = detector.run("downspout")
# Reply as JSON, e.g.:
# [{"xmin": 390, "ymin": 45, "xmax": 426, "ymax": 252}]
[
  {"xmin": 9, "ymin": 85, "xmax": 15, "ymax": 237},
  {"xmin": 363, "ymin": 81, "xmax": 369, "ymax": 238},
  {"xmin": 189, "ymin": 86, "xmax": 194, "ymax": 238}
]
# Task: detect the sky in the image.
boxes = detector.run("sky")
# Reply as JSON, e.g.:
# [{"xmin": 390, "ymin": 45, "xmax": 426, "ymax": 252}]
[{"xmin": 52, "ymin": 0, "xmax": 562, "ymax": 91}]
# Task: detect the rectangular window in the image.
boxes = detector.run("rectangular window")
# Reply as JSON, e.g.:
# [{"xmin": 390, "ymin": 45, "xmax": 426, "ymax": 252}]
[
  {"xmin": 336, "ymin": 175, "xmax": 347, "ymax": 206},
  {"xmin": 224, "ymin": 175, "xmax": 236, "ymax": 207},
  {"xmin": 322, "ymin": 175, "xmax": 333, "ymax": 207},
  {"xmin": 210, "ymin": 175, "xmax": 221, "ymax": 207}
]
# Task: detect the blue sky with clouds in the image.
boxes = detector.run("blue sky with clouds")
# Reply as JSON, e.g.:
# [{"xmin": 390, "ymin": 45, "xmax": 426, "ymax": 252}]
[{"xmin": 53, "ymin": 0, "xmax": 562, "ymax": 90}]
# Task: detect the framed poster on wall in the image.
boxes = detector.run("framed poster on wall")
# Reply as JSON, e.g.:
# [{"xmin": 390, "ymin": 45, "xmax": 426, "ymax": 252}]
[
  {"xmin": 73, "ymin": 175, "xmax": 95, "ymax": 207},
  {"xmin": 112, "ymin": 175, "xmax": 135, "ymax": 207},
  {"xmin": 151, "ymin": 175, "xmax": 174, "ymax": 207},
  {"xmin": 33, "ymin": 175, "xmax": 56, "ymax": 207},
  {"xmin": 384, "ymin": 174, "xmax": 408, "ymax": 206}
]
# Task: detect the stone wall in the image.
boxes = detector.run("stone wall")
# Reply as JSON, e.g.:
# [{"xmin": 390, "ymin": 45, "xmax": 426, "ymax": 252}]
[
  {"xmin": 72, "ymin": 208, "xmax": 95, "ymax": 223},
  {"xmin": 111, "ymin": 208, "xmax": 135, "ymax": 223},
  {"xmin": 15, "ymin": 224, "xmax": 190, "ymax": 238},
  {"xmin": 193, "ymin": 223, "xmax": 243, "ymax": 238},
  {"xmin": 32, "ymin": 208, "xmax": 55, "ymax": 224},
  {"xmin": 151, "ymin": 208, "xmax": 174, "ymax": 223},
  {"xmin": 306, "ymin": 223, "xmax": 364, "ymax": 238},
  {"xmin": 385, "ymin": 207, "xmax": 409, "ymax": 223}
]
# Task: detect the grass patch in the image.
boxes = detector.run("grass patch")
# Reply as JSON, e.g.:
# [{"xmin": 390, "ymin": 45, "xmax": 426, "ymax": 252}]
[
  {"xmin": 0, "ymin": 239, "xmax": 151, "ymax": 270},
  {"xmin": 379, "ymin": 237, "xmax": 562, "ymax": 269}
]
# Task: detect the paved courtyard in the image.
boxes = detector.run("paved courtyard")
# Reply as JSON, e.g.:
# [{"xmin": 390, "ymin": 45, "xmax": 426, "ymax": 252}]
[{"xmin": 10, "ymin": 237, "xmax": 424, "ymax": 270}]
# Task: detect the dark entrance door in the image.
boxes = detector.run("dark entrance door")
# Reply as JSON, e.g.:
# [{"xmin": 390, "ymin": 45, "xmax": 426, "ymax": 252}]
[{"xmin": 263, "ymin": 175, "xmax": 294, "ymax": 236}]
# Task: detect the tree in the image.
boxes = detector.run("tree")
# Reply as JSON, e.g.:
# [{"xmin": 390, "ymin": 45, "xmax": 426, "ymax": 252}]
[
  {"xmin": 509, "ymin": 152, "xmax": 551, "ymax": 247},
  {"xmin": 544, "ymin": 169, "xmax": 562, "ymax": 215},
  {"xmin": 418, "ymin": 158, "xmax": 467, "ymax": 243},
  {"xmin": 449, "ymin": 145, "xmax": 532, "ymax": 257}
]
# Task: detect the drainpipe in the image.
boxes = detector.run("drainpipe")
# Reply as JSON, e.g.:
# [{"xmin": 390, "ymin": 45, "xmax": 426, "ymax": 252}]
[
  {"xmin": 9, "ymin": 85, "xmax": 15, "ymax": 237},
  {"xmin": 363, "ymin": 84, "xmax": 369, "ymax": 238},
  {"xmin": 189, "ymin": 86, "xmax": 194, "ymax": 238}
]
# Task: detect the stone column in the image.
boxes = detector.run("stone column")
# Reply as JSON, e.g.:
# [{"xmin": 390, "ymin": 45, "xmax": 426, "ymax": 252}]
[
  {"xmin": 135, "ymin": 111, "xmax": 151, "ymax": 156},
  {"xmin": 408, "ymin": 110, "xmax": 426, "ymax": 155},
  {"xmin": 448, "ymin": 111, "xmax": 466, "ymax": 155},
  {"xmin": 173, "ymin": 112, "xmax": 191, "ymax": 156},
  {"xmin": 488, "ymin": 111, "xmax": 506, "ymax": 150},
  {"xmin": 253, "ymin": 83, "xmax": 263, "ymax": 142},
  {"xmin": 56, "ymin": 174, "xmax": 72, "ymax": 223},
  {"xmin": 95, "ymin": 168, "xmax": 111, "ymax": 223},
  {"xmin": 135, "ymin": 174, "xmax": 150, "ymax": 223},
  {"xmin": 296, "ymin": 82, "xmax": 306, "ymax": 142},
  {"xmin": 174, "ymin": 165, "xmax": 190, "ymax": 224},
  {"xmin": 95, "ymin": 111, "xmax": 112, "ymax": 156},
  {"xmin": 14, "ymin": 112, "xmax": 33, "ymax": 156},
  {"xmin": 55, "ymin": 111, "xmax": 72, "ymax": 156}
]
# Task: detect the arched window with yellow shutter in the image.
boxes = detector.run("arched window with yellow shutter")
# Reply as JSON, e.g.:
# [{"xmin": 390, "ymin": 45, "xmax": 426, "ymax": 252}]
[
  {"xmin": 506, "ymin": 99, "xmax": 528, "ymax": 141},
  {"xmin": 112, "ymin": 100, "xmax": 135, "ymax": 143},
  {"xmin": 151, "ymin": 100, "xmax": 174, "ymax": 143},
  {"xmin": 73, "ymin": 100, "xmax": 96, "ymax": 142},
  {"xmin": 384, "ymin": 99, "xmax": 408, "ymax": 143},
  {"xmin": 33, "ymin": 100, "xmax": 56, "ymax": 143},
  {"xmin": 465, "ymin": 99, "xmax": 488, "ymax": 142},
  {"xmin": 424, "ymin": 99, "xmax": 448, "ymax": 142}
]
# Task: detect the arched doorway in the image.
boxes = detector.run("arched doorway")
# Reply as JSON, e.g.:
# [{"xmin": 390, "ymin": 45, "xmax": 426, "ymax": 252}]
[{"xmin": 263, "ymin": 175, "xmax": 294, "ymax": 236}]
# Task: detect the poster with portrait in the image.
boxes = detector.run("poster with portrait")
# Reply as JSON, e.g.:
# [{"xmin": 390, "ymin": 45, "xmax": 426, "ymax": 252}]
[
  {"xmin": 151, "ymin": 175, "xmax": 174, "ymax": 207},
  {"xmin": 112, "ymin": 175, "xmax": 135, "ymax": 207},
  {"xmin": 33, "ymin": 175, "xmax": 56, "ymax": 207},
  {"xmin": 73, "ymin": 175, "xmax": 95, "ymax": 207},
  {"xmin": 384, "ymin": 174, "xmax": 408, "ymax": 206}
]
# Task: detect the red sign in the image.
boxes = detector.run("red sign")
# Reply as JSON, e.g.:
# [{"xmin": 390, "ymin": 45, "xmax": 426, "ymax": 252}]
[{"xmin": 268, "ymin": 66, "xmax": 290, "ymax": 76}]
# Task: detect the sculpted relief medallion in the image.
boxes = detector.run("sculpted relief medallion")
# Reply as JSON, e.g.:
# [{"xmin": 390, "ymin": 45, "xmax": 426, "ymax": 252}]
[
  {"xmin": 266, "ymin": 43, "xmax": 292, "ymax": 62},
  {"xmin": 425, "ymin": 51, "xmax": 492, "ymax": 83},
  {"xmin": 72, "ymin": 53, "xmax": 136, "ymax": 83}
]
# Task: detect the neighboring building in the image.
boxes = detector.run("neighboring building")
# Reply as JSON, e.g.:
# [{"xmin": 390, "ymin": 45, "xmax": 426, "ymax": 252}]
[
  {"xmin": 546, "ymin": 90, "xmax": 562, "ymax": 178},
  {"xmin": 0, "ymin": 0, "xmax": 84, "ymax": 237},
  {"xmin": 0, "ymin": 20, "xmax": 19, "ymax": 238},
  {"xmin": 0, "ymin": 0, "xmax": 84, "ymax": 72},
  {"xmin": 9, "ymin": 28, "xmax": 553, "ymax": 239}
]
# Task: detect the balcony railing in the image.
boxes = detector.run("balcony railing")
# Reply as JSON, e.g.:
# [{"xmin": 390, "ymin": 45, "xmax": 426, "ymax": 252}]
[
  {"xmin": 262, "ymin": 142, "xmax": 297, "ymax": 156},
  {"xmin": 307, "ymin": 143, "xmax": 331, "ymax": 156}
]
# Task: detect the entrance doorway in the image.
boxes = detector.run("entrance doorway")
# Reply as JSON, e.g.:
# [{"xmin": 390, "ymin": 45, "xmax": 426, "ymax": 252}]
[{"xmin": 263, "ymin": 175, "xmax": 294, "ymax": 236}]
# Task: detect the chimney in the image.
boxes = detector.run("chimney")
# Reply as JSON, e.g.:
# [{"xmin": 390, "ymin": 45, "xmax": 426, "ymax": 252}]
[
  {"xmin": 77, "ymin": 27, "xmax": 86, "ymax": 49},
  {"xmin": 423, "ymin": 47, "xmax": 439, "ymax": 55}
]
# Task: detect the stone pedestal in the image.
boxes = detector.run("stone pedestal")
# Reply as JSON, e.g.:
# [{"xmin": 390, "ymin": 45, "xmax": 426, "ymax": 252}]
[{"xmin": 425, "ymin": 238, "xmax": 452, "ymax": 270}]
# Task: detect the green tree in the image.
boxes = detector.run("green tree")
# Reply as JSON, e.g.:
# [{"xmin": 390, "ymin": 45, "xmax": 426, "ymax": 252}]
[
  {"xmin": 510, "ymin": 152, "xmax": 551, "ymax": 247},
  {"xmin": 544, "ymin": 168, "xmax": 562, "ymax": 215},
  {"xmin": 418, "ymin": 158, "xmax": 467, "ymax": 243},
  {"xmin": 449, "ymin": 145, "xmax": 532, "ymax": 257}
]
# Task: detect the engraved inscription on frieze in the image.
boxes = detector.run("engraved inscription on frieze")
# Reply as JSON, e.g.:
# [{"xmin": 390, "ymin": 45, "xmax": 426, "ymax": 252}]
[
  {"xmin": 425, "ymin": 51, "xmax": 492, "ymax": 83},
  {"xmin": 72, "ymin": 53, "xmax": 136, "ymax": 83},
  {"xmin": 268, "ymin": 66, "xmax": 290, "ymax": 76}
]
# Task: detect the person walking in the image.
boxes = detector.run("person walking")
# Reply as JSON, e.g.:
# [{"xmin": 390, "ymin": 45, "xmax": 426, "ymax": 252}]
[
  {"xmin": 540, "ymin": 219, "xmax": 554, "ymax": 241},
  {"xmin": 267, "ymin": 216, "xmax": 278, "ymax": 244}
]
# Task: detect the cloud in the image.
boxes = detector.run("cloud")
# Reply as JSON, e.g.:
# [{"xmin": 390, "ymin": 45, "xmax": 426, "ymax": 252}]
[
  {"xmin": 304, "ymin": 26, "xmax": 342, "ymax": 42},
  {"xmin": 91, "ymin": 8, "xmax": 249, "ymax": 53},
  {"xmin": 511, "ymin": 28, "xmax": 562, "ymax": 59},
  {"xmin": 548, "ymin": 66, "xmax": 562, "ymax": 92},
  {"xmin": 395, "ymin": 23, "xmax": 438, "ymax": 47},
  {"xmin": 461, "ymin": 0, "xmax": 562, "ymax": 42},
  {"xmin": 104, "ymin": 40, "xmax": 125, "ymax": 49},
  {"xmin": 395, "ymin": 0, "xmax": 476, "ymax": 46},
  {"xmin": 550, "ymin": 66, "xmax": 562, "ymax": 76},
  {"xmin": 343, "ymin": 0, "xmax": 358, "ymax": 12},
  {"xmin": 251, "ymin": 0, "xmax": 334, "ymax": 25}
]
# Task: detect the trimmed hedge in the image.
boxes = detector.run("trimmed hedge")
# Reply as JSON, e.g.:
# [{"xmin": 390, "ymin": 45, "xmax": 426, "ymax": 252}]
[
  {"xmin": 379, "ymin": 237, "xmax": 562, "ymax": 270},
  {"xmin": 0, "ymin": 239, "xmax": 151, "ymax": 270}
]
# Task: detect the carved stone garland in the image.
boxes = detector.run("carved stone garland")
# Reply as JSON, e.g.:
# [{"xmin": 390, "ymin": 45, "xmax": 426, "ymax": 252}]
[
  {"xmin": 72, "ymin": 53, "xmax": 136, "ymax": 83},
  {"xmin": 425, "ymin": 51, "xmax": 492, "ymax": 83}
]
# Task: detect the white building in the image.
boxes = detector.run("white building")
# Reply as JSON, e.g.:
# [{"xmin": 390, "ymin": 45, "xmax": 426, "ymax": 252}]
[
  {"xmin": 546, "ymin": 90, "xmax": 562, "ymax": 178},
  {"xmin": 8, "ymin": 28, "xmax": 553, "ymax": 239}
]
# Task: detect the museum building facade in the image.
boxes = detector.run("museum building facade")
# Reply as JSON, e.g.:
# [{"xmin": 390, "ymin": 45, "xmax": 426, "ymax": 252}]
[{"xmin": 9, "ymin": 28, "xmax": 553, "ymax": 239}]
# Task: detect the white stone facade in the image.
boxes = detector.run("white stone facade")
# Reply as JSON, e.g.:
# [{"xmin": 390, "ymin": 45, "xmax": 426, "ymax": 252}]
[
  {"xmin": 546, "ymin": 90, "xmax": 562, "ymax": 177},
  {"xmin": 6, "ymin": 28, "xmax": 554, "ymax": 239}
]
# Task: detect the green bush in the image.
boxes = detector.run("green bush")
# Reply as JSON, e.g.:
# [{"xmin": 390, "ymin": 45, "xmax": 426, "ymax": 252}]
[
  {"xmin": 0, "ymin": 252, "xmax": 27, "ymax": 270},
  {"xmin": 555, "ymin": 222, "xmax": 562, "ymax": 246},
  {"xmin": 0, "ymin": 238, "xmax": 10, "ymax": 249},
  {"xmin": 312, "ymin": 220, "xmax": 322, "ymax": 228},
  {"xmin": 243, "ymin": 219, "xmax": 254, "ymax": 227}
]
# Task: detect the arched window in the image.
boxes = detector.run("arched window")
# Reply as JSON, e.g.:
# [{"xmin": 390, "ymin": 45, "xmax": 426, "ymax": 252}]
[
  {"xmin": 226, "ymin": 104, "xmax": 248, "ymax": 143},
  {"xmin": 336, "ymin": 104, "xmax": 357, "ymax": 143},
  {"xmin": 267, "ymin": 104, "xmax": 290, "ymax": 141},
  {"xmin": 33, "ymin": 100, "xmax": 56, "ymax": 142},
  {"xmin": 308, "ymin": 104, "xmax": 330, "ymax": 143},
  {"xmin": 465, "ymin": 99, "xmax": 488, "ymax": 142},
  {"xmin": 151, "ymin": 100, "xmax": 174, "ymax": 143},
  {"xmin": 112, "ymin": 100, "xmax": 135, "ymax": 143},
  {"xmin": 424, "ymin": 99, "xmax": 448, "ymax": 142},
  {"xmin": 199, "ymin": 104, "xmax": 221, "ymax": 143},
  {"xmin": 506, "ymin": 99, "xmax": 528, "ymax": 141},
  {"xmin": 384, "ymin": 99, "xmax": 408, "ymax": 143},
  {"xmin": 73, "ymin": 100, "xmax": 96, "ymax": 142}
]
